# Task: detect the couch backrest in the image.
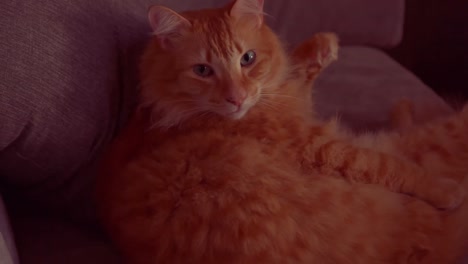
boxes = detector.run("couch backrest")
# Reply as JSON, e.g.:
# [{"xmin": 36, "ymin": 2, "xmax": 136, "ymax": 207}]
[{"xmin": 147, "ymin": 0, "xmax": 405, "ymax": 48}]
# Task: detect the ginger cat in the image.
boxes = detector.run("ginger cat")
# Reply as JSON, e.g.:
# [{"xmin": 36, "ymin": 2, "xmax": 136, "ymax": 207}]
[
  {"xmin": 389, "ymin": 99, "xmax": 468, "ymax": 183},
  {"xmin": 96, "ymin": 0, "xmax": 467, "ymax": 263},
  {"xmin": 384, "ymin": 100, "xmax": 468, "ymax": 263}
]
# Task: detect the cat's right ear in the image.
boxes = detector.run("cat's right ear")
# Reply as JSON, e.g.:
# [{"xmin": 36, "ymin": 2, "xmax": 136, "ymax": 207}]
[
  {"xmin": 230, "ymin": 0, "xmax": 264, "ymax": 28},
  {"xmin": 148, "ymin": 5, "xmax": 191, "ymax": 49}
]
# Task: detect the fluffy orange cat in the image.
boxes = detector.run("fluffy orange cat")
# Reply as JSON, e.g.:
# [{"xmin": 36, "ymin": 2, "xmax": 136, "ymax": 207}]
[
  {"xmin": 96, "ymin": 0, "xmax": 468, "ymax": 263},
  {"xmin": 387, "ymin": 98, "xmax": 468, "ymax": 185}
]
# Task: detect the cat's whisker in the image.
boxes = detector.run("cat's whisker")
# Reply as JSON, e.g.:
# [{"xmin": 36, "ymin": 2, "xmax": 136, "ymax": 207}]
[
  {"xmin": 191, "ymin": 110, "xmax": 213, "ymax": 121},
  {"xmin": 258, "ymin": 100, "xmax": 289, "ymax": 111},
  {"xmin": 261, "ymin": 93, "xmax": 309, "ymax": 102},
  {"xmin": 260, "ymin": 92, "xmax": 299, "ymax": 97},
  {"xmin": 257, "ymin": 101, "xmax": 282, "ymax": 113},
  {"xmin": 261, "ymin": 95, "xmax": 311, "ymax": 106},
  {"xmin": 177, "ymin": 108, "xmax": 206, "ymax": 120},
  {"xmin": 260, "ymin": 98, "xmax": 306, "ymax": 111}
]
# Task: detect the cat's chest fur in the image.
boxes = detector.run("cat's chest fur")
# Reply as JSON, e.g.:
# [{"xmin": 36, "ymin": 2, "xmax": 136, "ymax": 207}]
[
  {"xmin": 140, "ymin": 109, "xmax": 321, "ymax": 188},
  {"xmin": 153, "ymin": 109, "xmax": 313, "ymax": 158}
]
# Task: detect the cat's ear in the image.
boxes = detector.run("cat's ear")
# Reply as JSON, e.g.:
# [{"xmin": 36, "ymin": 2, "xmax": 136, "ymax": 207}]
[
  {"xmin": 148, "ymin": 5, "xmax": 191, "ymax": 49},
  {"xmin": 229, "ymin": 0, "xmax": 264, "ymax": 28}
]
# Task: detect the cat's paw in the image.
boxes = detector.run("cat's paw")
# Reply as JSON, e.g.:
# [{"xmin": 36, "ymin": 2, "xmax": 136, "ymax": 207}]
[{"xmin": 422, "ymin": 178, "xmax": 465, "ymax": 210}]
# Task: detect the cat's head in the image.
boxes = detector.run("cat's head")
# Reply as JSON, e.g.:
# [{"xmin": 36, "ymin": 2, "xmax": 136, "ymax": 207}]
[{"xmin": 140, "ymin": 0, "xmax": 288, "ymax": 128}]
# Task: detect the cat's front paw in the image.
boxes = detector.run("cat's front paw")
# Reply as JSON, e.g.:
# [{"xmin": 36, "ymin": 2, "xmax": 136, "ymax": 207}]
[{"xmin": 422, "ymin": 178, "xmax": 465, "ymax": 210}]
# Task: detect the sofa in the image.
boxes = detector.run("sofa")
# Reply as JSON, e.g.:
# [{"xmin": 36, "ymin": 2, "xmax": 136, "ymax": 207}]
[{"xmin": 0, "ymin": 0, "xmax": 454, "ymax": 263}]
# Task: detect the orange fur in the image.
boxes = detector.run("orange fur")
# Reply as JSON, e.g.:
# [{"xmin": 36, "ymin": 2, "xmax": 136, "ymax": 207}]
[
  {"xmin": 286, "ymin": 32, "xmax": 339, "ymax": 117},
  {"xmin": 383, "ymin": 100, "xmax": 468, "ymax": 263},
  {"xmin": 388, "ymin": 99, "xmax": 468, "ymax": 183},
  {"xmin": 96, "ymin": 1, "xmax": 467, "ymax": 263},
  {"xmin": 390, "ymin": 98, "xmax": 416, "ymax": 132}
]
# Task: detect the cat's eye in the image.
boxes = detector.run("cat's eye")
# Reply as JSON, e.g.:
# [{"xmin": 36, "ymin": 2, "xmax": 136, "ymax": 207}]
[
  {"xmin": 240, "ymin": 50, "xmax": 256, "ymax": 67},
  {"xmin": 193, "ymin": 64, "xmax": 214, "ymax": 77}
]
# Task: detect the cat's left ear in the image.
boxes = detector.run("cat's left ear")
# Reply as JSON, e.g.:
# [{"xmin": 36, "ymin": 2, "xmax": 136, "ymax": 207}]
[
  {"xmin": 148, "ymin": 5, "xmax": 191, "ymax": 49},
  {"xmin": 229, "ymin": 0, "xmax": 264, "ymax": 28}
]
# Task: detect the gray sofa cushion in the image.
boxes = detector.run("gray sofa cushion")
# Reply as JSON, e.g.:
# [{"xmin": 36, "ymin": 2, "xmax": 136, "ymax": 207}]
[
  {"xmin": 314, "ymin": 46, "xmax": 453, "ymax": 132},
  {"xmin": 0, "ymin": 0, "xmax": 121, "ymax": 214}
]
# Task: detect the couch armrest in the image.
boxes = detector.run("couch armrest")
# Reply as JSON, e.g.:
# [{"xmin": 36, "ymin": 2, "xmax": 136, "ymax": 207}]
[
  {"xmin": 134, "ymin": 0, "xmax": 405, "ymax": 48},
  {"xmin": 0, "ymin": 194, "xmax": 18, "ymax": 264}
]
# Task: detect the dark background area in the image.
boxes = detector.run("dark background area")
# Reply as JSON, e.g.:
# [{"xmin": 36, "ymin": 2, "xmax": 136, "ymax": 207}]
[{"xmin": 388, "ymin": 0, "xmax": 468, "ymax": 107}]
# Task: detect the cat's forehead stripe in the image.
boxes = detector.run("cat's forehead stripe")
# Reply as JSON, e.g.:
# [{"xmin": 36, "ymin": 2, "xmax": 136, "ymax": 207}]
[
  {"xmin": 233, "ymin": 41, "xmax": 243, "ymax": 55},
  {"xmin": 200, "ymin": 16, "xmax": 236, "ymax": 59}
]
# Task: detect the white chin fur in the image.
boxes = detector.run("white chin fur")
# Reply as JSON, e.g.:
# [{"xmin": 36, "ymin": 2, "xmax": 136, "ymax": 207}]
[
  {"xmin": 224, "ymin": 105, "xmax": 251, "ymax": 120},
  {"xmin": 227, "ymin": 110, "xmax": 247, "ymax": 120}
]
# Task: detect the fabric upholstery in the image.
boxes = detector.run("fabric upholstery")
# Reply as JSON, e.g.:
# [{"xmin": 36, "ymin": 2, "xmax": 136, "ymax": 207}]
[
  {"xmin": 0, "ymin": 195, "xmax": 18, "ymax": 264},
  {"xmin": 132, "ymin": 0, "xmax": 405, "ymax": 48},
  {"xmin": 11, "ymin": 213, "xmax": 119, "ymax": 264},
  {"xmin": 314, "ymin": 46, "xmax": 454, "ymax": 132},
  {"xmin": 0, "ymin": 0, "xmax": 122, "ymax": 218}
]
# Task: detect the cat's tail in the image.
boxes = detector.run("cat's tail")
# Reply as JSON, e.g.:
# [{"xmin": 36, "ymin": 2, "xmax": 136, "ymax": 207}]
[
  {"xmin": 423, "ymin": 176, "xmax": 468, "ymax": 264},
  {"xmin": 421, "ymin": 105, "xmax": 468, "ymax": 263},
  {"xmin": 386, "ymin": 101, "xmax": 468, "ymax": 263}
]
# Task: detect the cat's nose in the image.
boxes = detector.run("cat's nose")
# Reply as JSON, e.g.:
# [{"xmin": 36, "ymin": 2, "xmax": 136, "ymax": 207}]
[
  {"xmin": 225, "ymin": 96, "xmax": 244, "ymax": 107},
  {"xmin": 225, "ymin": 87, "xmax": 247, "ymax": 107}
]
